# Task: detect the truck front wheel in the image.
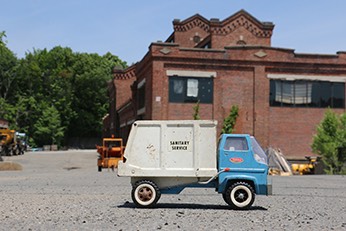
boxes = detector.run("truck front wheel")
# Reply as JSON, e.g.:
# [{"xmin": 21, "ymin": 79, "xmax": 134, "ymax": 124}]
[
  {"xmin": 132, "ymin": 180, "xmax": 161, "ymax": 208},
  {"xmin": 223, "ymin": 182, "xmax": 255, "ymax": 210}
]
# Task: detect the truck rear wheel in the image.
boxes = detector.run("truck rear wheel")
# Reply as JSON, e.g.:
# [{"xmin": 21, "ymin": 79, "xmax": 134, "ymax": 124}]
[
  {"xmin": 223, "ymin": 182, "xmax": 255, "ymax": 210},
  {"xmin": 132, "ymin": 180, "xmax": 161, "ymax": 208}
]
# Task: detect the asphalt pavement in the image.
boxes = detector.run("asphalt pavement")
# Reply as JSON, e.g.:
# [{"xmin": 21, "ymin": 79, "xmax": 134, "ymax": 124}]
[{"xmin": 0, "ymin": 150, "xmax": 345, "ymax": 230}]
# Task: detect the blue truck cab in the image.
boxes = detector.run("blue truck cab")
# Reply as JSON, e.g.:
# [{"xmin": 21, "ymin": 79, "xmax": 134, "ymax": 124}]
[{"xmin": 216, "ymin": 134, "xmax": 271, "ymax": 209}]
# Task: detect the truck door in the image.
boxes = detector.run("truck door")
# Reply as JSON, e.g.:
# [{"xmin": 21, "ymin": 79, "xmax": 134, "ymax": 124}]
[{"xmin": 219, "ymin": 136, "xmax": 251, "ymax": 170}]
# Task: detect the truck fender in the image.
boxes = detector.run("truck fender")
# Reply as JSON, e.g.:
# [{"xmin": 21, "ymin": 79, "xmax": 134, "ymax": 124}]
[{"xmin": 219, "ymin": 175, "xmax": 258, "ymax": 194}]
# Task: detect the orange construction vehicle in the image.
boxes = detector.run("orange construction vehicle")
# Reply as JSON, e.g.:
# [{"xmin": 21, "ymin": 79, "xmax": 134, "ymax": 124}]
[
  {"xmin": 96, "ymin": 137, "xmax": 124, "ymax": 172},
  {"xmin": 0, "ymin": 129, "xmax": 23, "ymax": 156}
]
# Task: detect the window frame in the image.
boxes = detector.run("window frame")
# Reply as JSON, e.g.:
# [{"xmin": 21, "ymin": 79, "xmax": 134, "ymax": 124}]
[
  {"xmin": 169, "ymin": 76, "xmax": 213, "ymax": 104},
  {"xmin": 223, "ymin": 137, "xmax": 249, "ymax": 151},
  {"xmin": 270, "ymin": 79, "xmax": 345, "ymax": 108},
  {"xmin": 137, "ymin": 79, "xmax": 146, "ymax": 115}
]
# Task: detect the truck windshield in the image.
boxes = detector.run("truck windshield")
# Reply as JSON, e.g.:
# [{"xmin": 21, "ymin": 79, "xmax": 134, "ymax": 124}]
[
  {"xmin": 250, "ymin": 137, "xmax": 267, "ymax": 164},
  {"xmin": 105, "ymin": 141, "xmax": 121, "ymax": 148}
]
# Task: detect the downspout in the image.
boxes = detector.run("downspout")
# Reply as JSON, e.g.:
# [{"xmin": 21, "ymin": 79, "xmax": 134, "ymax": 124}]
[{"xmin": 253, "ymin": 67, "xmax": 256, "ymax": 136}]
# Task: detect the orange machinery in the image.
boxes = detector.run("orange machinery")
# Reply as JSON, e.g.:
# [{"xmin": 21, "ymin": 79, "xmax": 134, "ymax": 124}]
[
  {"xmin": 97, "ymin": 137, "xmax": 124, "ymax": 172},
  {"xmin": 291, "ymin": 156, "xmax": 321, "ymax": 175},
  {"xmin": 0, "ymin": 129, "xmax": 16, "ymax": 156}
]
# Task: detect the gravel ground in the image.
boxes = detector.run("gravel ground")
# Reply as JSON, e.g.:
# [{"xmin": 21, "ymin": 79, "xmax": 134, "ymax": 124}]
[{"xmin": 0, "ymin": 150, "xmax": 345, "ymax": 231}]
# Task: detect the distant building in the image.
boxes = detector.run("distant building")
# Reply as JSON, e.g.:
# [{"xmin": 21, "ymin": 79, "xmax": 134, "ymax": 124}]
[
  {"xmin": 108, "ymin": 10, "xmax": 346, "ymax": 160},
  {"xmin": 0, "ymin": 118, "xmax": 9, "ymax": 129}
]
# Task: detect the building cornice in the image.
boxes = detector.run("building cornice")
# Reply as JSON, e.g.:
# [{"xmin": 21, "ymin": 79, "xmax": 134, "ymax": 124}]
[
  {"xmin": 211, "ymin": 10, "xmax": 274, "ymax": 38},
  {"xmin": 113, "ymin": 65, "xmax": 136, "ymax": 80}
]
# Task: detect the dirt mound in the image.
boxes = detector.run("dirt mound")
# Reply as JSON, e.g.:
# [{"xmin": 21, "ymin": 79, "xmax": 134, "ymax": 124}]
[{"xmin": 0, "ymin": 162, "xmax": 22, "ymax": 171}]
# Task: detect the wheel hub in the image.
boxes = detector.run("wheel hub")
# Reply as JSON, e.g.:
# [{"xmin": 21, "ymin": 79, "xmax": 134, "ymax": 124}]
[
  {"xmin": 138, "ymin": 187, "xmax": 153, "ymax": 201},
  {"xmin": 237, "ymin": 192, "xmax": 245, "ymax": 200},
  {"xmin": 235, "ymin": 189, "xmax": 247, "ymax": 202}
]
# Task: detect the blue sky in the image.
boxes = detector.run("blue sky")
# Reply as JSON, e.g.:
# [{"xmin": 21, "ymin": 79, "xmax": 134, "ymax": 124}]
[{"xmin": 1, "ymin": 0, "xmax": 346, "ymax": 64}]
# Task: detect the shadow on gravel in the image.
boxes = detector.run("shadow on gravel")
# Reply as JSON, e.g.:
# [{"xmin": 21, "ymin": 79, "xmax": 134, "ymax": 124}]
[
  {"xmin": 63, "ymin": 167, "xmax": 81, "ymax": 171},
  {"xmin": 0, "ymin": 162, "xmax": 23, "ymax": 171},
  {"xmin": 118, "ymin": 202, "xmax": 267, "ymax": 211}
]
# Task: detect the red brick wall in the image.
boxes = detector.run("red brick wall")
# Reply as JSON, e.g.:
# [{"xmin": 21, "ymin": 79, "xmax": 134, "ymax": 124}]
[
  {"xmin": 212, "ymin": 27, "xmax": 270, "ymax": 49},
  {"xmin": 269, "ymin": 108, "xmax": 345, "ymax": 159},
  {"xmin": 216, "ymin": 70, "xmax": 255, "ymax": 135},
  {"xmin": 114, "ymin": 77, "xmax": 135, "ymax": 110},
  {"xmin": 253, "ymin": 66, "xmax": 270, "ymax": 147},
  {"xmin": 174, "ymin": 27, "xmax": 209, "ymax": 48},
  {"xmin": 151, "ymin": 61, "xmax": 168, "ymax": 120}
]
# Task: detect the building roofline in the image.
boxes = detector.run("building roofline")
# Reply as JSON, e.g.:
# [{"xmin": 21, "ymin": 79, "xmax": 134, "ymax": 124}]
[
  {"xmin": 173, "ymin": 13, "xmax": 209, "ymax": 26},
  {"xmin": 294, "ymin": 53, "xmax": 338, "ymax": 59},
  {"xmin": 225, "ymin": 45, "xmax": 294, "ymax": 52},
  {"xmin": 221, "ymin": 9, "xmax": 274, "ymax": 29},
  {"xmin": 179, "ymin": 47, "xmax": 226, "ymax": 53},
  {"xmin": 113, "ymin": 63, "xmax": 136, "ymax": 73},
  {"xmin": 113, "ymin": 65, "xmax": 137, "ymax": 80},
  {"xmin": 165, "ymin": 32, "xmax": 174, "ymax": 43},
  {"xmin": 150, "ymin": 42, "xmax": 180, "ymax": 47}
]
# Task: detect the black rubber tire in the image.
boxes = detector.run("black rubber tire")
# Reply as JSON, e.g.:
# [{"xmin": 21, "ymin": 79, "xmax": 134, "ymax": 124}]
[
  {"xmin": 223, "ymin": 182, "xmax": 255, "ymax": 210},
  {"xmin": 98, "ymin": 166, "xmax": 102, "ymax": 172},
  {"xmin": 131, "ymin": 180, "xmax": 161, "ymax": 208},
  {"xmin": 6, "ymin": 147, "xmax": 12, "ymax": 156}
]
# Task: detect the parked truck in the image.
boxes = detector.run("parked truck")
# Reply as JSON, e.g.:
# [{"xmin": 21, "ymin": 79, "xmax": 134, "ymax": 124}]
[{"xmin": 118, "ymin": 120, "xmax": 271, "ymax": 209}]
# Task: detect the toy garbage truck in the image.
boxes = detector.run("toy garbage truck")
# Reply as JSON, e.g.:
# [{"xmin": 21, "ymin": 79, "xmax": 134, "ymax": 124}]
[{"xmin": 117, "ymin": 120, "xmax": 271, "ymax": 210}]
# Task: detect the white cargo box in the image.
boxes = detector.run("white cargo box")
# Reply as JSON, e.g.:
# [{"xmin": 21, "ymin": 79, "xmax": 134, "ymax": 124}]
[{"xmin": 118, "ymin": 120, "xmax": 218, "ymax": 178}]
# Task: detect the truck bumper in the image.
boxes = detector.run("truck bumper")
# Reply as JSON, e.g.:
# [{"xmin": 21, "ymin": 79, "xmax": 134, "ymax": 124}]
[{"xmin": 267, "ymin": 183, "xmax": 272, "ymax": 195}]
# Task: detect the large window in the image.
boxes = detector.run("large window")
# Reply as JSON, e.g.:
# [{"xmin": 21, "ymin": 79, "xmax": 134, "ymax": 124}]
[
  {"xmin": 137, "ymin": 79, "xmax": 145, "ymax": 116},
  {"xmin": 169, "ymin": 76, "xmax": 213, "ymax": 103},
  {"xmin": 138, "ymin": 84, "xmax": 145, "ymax": 109},
  {"xmin": 270, "ymin": 80, "xmax": 345, "ymax": 108}
]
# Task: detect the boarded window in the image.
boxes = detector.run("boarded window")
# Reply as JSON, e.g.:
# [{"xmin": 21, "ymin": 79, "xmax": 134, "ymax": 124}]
[{"xmin": 169, "ymin": 76, "xmax": 213, "ymax": 103}]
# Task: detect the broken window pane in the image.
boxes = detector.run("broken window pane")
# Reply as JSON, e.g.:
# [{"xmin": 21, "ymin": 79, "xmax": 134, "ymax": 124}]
[{"xmin": 187, "ymin": 79, "xmax": 198, "ymax": 97}]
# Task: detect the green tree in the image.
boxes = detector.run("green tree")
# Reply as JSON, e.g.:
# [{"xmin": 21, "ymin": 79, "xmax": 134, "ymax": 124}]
[
  {"xmin": 222, "ymin": 105, "xmax": 239, "ymax": 134},
  {"xmin": 0, "ymin": 31, "xmax": 20, "ymax": 131},
  {"xmin": 312, "ymin": 109, "xmax": 346, "ymax": 174},
  {"xmin": 0, "ymin": 31, "xmax": 18, "ymax": 101},
  {"xmin": 192, "ymin": 100, "xmax": 201, "ymax": 120},
  {"xmin": 338, "ymin": 114, "xmax": 346, "ymax": 174},
  {"xmin": 0, "ymin": 35, "xmax": 127, "ymax": 148},
  {"xmin": 34, "ymin": 105, "xmax": 64, "ymax": 146},
  {"xmin": 0, "ymin": 98, "xmax": 16, "ymax": 124},
  {"xmin": 13, "ymin": 48, "xmax": 73, "ymax": 145}
]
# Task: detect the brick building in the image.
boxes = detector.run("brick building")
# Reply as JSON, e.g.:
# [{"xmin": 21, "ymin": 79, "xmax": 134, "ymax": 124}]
[{"xmin": 109, "ymin": 10, "xmax": 346, "ymax": 159}]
